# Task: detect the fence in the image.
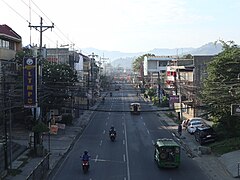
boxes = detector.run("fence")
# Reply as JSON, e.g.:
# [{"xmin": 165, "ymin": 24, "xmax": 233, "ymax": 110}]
[{"xmin": 26, "ymin": 153, "xmax": 50, "ymax": 180}]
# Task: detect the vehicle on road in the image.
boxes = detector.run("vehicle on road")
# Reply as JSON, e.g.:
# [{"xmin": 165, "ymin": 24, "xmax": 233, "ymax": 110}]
[
  {"xmin": 194, "ymin": 125, "xmax": 217, "ymax": 145},
  {"xmin": 130, "ymin": 102, "xmax": 141, "ymax": 115},
  {"xmin": 182, "ymin": 117, "xmax": 203, "ymax": 129},
  {"xmin": 154, "ymin": 138, "xmax": 180, "ymax": 168},
  {"xmin": 187, "ymin": 120, "xmax": 204, "ymax": 134},
  {"xmin": 82, "ymin": 160, "xmax": 89, "ymax": 173},
  {"xmin": 109, "ymin": 133, "xmax": 116, "ymax": 141}
]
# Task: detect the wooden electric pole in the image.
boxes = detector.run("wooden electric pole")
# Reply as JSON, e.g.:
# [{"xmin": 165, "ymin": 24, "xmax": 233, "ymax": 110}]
[{"xmin": 28, "ymin": 17, "xmax": 54, "ymax": 155}]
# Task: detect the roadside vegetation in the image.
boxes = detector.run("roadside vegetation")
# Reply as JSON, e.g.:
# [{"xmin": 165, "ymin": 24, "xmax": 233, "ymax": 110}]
[
  {"xmin": 201, "ymin": 41, "xmax": 240, "ymax": 141},
  {"xmin": 208, "ymin": 137, "xmax": 240, "ymax": 155}
]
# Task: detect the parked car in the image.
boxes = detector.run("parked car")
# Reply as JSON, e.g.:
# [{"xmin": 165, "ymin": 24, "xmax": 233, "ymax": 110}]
[
  {"xmin": 182, "ymin": 117, "xmax": 203, "ymax": 129},
  {"xmin": 187, "ymin": 121, "xmax": 204, "ymax": 134},
  {"xmin": 194, "ymin": 125, "xmax": 217, "ymax": 145}
]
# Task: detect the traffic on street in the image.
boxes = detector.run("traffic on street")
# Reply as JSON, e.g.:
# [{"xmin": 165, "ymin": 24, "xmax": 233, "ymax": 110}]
[{"xmin": 51, "ymin": 83, "xmax": 208, "ymax": 180}]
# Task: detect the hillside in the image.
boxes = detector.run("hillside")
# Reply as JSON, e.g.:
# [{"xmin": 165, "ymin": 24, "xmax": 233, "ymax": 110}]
[{"xmin": 82, "ymin": 42, "xmax": 223, "ymax": 69}]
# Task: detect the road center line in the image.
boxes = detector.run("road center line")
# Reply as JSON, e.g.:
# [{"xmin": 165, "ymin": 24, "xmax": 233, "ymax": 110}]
[{"xmin": 95, "ymin": 155, "xmax": 98, "ymax": 162}]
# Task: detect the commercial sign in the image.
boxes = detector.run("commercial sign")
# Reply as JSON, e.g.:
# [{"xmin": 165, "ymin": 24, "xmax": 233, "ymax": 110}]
[
  {"xmin": 23, "ymin": 57, "xmax": 37, "ymax": 108},
  {"xmin": 169, "ymin": 95, "xmax": 179, "ymax": 109}
]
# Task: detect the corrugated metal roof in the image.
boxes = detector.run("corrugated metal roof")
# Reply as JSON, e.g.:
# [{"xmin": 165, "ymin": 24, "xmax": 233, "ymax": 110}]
[{"xmin": 0, "ymin": 24, "xmax": 21, "ymax": 40}]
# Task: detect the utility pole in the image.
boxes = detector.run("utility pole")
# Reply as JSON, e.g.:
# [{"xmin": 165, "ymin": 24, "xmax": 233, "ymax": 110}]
[
  {"xmin": 28, "ymin": 17, "xmax": 54, "ymax": 155},
  {"xmin": 29, "ymin": 17, "xmax": 54, "ymax": 58}
]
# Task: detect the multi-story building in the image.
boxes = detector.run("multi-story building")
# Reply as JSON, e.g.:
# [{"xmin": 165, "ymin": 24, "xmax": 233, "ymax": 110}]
[
  {"xmin": 166, "ymin": 56, "xmax": 215, "ymax": 118},
  {"xmin": 0, "ymin": 24, "xmax": 22, "ymax": 109},
  {"xmin": 143, "ymin": 55, "xmax": 177, "ymax": 101}
]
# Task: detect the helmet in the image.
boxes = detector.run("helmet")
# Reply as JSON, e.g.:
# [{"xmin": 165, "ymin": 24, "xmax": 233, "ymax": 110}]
[{"xmin": 84, "ymin": 150, "xmax": 88, "ymax": 155}]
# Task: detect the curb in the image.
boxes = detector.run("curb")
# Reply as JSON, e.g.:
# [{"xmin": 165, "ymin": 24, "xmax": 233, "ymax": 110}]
[{"xmin": 47, "ymin": 103, "xmax": 100, "ymax": 179}]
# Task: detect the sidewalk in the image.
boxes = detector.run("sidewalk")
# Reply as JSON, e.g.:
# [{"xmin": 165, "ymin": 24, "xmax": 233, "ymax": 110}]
[{"xmin": 3, "ymin": 103, "xmax": 99, "ymax": 180}]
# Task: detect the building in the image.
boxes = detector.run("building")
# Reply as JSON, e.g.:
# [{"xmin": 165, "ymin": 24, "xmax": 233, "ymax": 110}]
[
  {"xmin": 0, "ymin": 24, "xmax": 22, "ymax": 107},
  {"xmin": 143, "ymin": 55, "xmax": 177, "ymax": 101},
  {"xmin": 166, "ymin": 56, "xmax": 215, "ymax": 118}
]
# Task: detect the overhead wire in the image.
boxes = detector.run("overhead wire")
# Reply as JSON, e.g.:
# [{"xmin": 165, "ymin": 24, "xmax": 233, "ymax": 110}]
[
  {"xmin": 2, "ymin": 0, "xmax": 81, "ymax": 49},
  {"xmin": 1, "ymin": 0, "xmax": 30, "ymax": 24}
]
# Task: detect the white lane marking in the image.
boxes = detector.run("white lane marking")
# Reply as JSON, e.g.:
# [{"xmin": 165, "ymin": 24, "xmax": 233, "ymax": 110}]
[
  {"xmin": 123, "ymin": 154, "xmax": 126, "ymax": 162},
  {"xmin": 141, "ymin": 116, "xmax": 143, "ymax": 119},
  {"xmin": 143, "ymin": 122, "xmax": 146, "ymax": 126},
  {"xmin": 124, "ymin": 178, "xmax": 127, "ymax": 180},
  {"xmin": 105, "ymin": 122, "xmax": 108, "ymax": 126},
  {"xmin": 123, "ymin": 130, "xmax": 125, "ymax": 134},
  {"xmin": 95, "ymin": 155, "xmax": 98, "ymax": 162},
  {"xmin": 123, "ymin": 122, "xmax": 131, "ymax": 180},
  {"xmin": 99, "ymin": 140, "xmax": 102, "ymax": 146},
  {"xmin": 147, "ymin": 129, "xmax": 150, "ymax": 134},
  {"xmin": 123, "ymin": 139, "xmax": 125, "ymax": 145},
  {"xmin": 103, "ymin": 130, "xmax": 105, "ymax": 134}
]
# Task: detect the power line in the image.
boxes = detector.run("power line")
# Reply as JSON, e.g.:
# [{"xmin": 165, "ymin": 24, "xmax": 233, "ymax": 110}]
[{"xmin": 1, "ymin": 0, "xmax": 30, "ymax": 24}]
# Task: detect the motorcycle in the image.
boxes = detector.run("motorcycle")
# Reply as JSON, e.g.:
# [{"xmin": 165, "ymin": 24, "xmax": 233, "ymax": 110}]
[
  {"xmin": 110, "ymin": 133, "xmax": 116, "ymax": 142},
  {"xmin": 82, "ymin": 160, "xmax": 89, "ymax": 173}
]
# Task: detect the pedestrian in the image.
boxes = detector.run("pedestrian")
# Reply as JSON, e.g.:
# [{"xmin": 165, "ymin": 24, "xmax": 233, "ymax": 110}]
[{"xmin": 178, "ymin": 123, "xmax": 182, "ymax": 136}]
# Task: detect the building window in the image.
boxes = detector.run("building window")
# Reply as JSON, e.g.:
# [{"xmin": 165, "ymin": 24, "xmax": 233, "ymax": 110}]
[
  {"xmin": 159, "ymin": 61, "xmax": 168, "ymax": 66},
  {"xmin": 9, "ymin": 41, "xmax": 15, "ymax": 50},
  {"xmin": 0, "ymin": 38, "xmax": 14, "ymax": 50}
]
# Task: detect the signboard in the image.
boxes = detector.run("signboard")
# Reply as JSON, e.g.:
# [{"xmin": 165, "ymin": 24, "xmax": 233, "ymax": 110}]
[
  {"xmin": 169, "ymin": 95, "xmax": 179, "ymax": 109},
  {"xmin": 23, "ymin": 57, "xmax": 37, "ymax": 108},
  {"xmin": 50, "ymin": 125, "xmax": 58, "ymax": 134},
  {"xmin": 174, "ymin": 103, "xmax": 181, "ymax": 112},
  {"xmin": 231, "ymin": 104, "xmax": 240, "ymax": 116}
]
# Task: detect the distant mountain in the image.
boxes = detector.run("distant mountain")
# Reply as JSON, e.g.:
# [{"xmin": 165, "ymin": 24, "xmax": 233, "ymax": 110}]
[
  {"xmin": 81, "ymin": 42, "xmax": 223, "ymax": 69},
  {"xmin": 187, "ymin": 42, "xmax": 223, "ymax": 55}
]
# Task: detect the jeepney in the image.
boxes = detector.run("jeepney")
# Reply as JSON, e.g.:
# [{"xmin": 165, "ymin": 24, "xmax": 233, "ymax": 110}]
[
  {"xmin": 154, "ymin": 138, "xmax": 180, "ymax": 168},
  {"xmin": 130, "ymin": 103, "xmax": 141, "ymax": 115}
]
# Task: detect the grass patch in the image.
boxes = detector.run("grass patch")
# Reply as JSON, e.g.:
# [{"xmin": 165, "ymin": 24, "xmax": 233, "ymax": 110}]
[{"xmin": 209, "ymin": 137, "xmax": 240, "ymax": 155}]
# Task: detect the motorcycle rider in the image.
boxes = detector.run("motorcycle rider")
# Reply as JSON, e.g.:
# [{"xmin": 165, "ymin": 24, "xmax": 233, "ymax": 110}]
[
  {"xmin": 109, "ymin": 126, "xmax": 116, "ymax": 137},
  {"xmin": 81, "ymin": 150, "xmax": 91, "ymax": 161}
]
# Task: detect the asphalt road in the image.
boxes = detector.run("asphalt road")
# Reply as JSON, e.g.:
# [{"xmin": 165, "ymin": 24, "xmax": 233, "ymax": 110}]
[{"xmin": 52, "ymin": 84, "xmax": 209, "ymax": 180}]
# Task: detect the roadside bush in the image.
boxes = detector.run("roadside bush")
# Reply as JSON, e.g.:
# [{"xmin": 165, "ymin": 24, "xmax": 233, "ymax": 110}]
[
  {"xmin": 61, "ymin": 114, "xmax": 73, "ymax": 125},
  {"xmin": 152, "ymin": 96, "xmax": 159, "ymax": 105}
]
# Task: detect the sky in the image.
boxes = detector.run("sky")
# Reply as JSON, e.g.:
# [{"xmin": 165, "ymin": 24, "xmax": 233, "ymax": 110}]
[{"xmin": 1, "ymin": 0, "xmax": 240, "ymax": 53}]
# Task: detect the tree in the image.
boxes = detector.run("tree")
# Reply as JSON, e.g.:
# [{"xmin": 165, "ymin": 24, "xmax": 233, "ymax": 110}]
[
  {"xmin": 201, "ymin": 41, "xmax": 240, "ymax": 137},
  {"xmin": 41, "ymin": 61, "xmax": 78, "ymax": 110},
  {"xmin": 132, "ymin": 54, "xmax": 155, "ymax": 73}
]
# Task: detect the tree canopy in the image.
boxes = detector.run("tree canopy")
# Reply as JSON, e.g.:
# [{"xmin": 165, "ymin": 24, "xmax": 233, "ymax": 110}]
[
  {"xmin": 41, "ymin": 61, "xmax": 78, "ymax": 109},
  {"xmin": 132, "ymin": 53, "xmax": 155, "ymax": 72},
  {"xmin": 201, "ymin": 41, "xmax": 240, "ymax": 137}
]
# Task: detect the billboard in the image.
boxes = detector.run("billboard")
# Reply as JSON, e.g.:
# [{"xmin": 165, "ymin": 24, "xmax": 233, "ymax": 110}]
[{"xmin": 23, "ymin": 57, "xmax": 37, "ymax": 108}]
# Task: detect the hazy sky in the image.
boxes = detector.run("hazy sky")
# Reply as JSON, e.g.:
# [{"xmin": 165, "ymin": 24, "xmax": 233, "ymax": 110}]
[{"xmin": 1, "ymin": 0, "xmax": 240, "ymax": 53}]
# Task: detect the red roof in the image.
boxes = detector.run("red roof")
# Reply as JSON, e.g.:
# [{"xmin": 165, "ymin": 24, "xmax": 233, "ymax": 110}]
[{"xmin": 0, "ymin": 24, "xmax": 21, "ymax": 40}]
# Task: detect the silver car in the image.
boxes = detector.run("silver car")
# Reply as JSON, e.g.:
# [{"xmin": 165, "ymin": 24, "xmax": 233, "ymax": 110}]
[{"xmin": 187, "ymin": 121, "xmax": 204, "ymax": 134}]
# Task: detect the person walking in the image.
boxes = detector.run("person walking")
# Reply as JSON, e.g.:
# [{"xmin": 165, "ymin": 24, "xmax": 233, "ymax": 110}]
[{"xmin": 178, "ymin": 123, "xmax": 182, "ymax": 137}]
